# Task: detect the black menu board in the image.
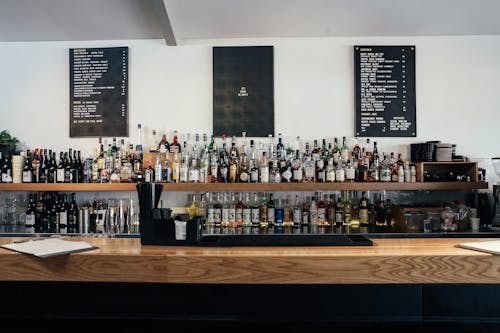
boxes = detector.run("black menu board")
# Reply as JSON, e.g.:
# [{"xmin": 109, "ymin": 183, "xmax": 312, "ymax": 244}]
[
  {"xmin": 213, "ymin": 46, "xmax": 274, "ymax": 137},
  {"xmin": 354, "ymin": 45, "xmax": 416, "ymax": 137},
  {"xmin": 70, "ymin": 47, "xmax": 128, "ymax": 137}
]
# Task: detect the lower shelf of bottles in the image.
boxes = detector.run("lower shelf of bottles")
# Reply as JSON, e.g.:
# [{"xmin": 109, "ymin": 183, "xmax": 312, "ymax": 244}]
[{"xmin": 0, "ymin": 181, "xmax": 489, "ymax": 192}]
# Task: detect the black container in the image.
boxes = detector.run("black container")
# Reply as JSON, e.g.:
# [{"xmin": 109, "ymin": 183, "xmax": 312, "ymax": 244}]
[
  {"xmin": 410, "ymin": 141, "xmax": 441, "ymax": 163},
  {"xmin": 140, "ymin": 214, "xmax": 203, "ymax": 245}
]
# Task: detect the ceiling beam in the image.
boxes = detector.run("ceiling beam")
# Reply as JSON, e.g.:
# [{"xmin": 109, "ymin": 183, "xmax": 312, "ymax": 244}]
[{"xmin": 150, "ymin": 0, "xmax": 177, "ymax": 46}]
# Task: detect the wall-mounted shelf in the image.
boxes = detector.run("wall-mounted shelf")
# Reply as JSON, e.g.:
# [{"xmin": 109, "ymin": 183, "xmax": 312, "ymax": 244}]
[{"xmin": 0, "ymin": 182, "xmax": 488, "ymax": 192}]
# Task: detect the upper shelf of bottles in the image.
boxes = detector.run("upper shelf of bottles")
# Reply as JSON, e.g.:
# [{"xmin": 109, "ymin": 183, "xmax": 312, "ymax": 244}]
[{"xmin": 0, "ymin": 182, "xmax": 489, "ymax": 192}]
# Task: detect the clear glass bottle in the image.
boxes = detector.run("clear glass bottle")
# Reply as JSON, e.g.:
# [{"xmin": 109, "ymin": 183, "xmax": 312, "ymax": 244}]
[
  {"xmin": 292, "ymin": 150, "xmax": 303, "ymax": 183},
  {"xmin": 326, "ymin": 158, "xmax": 336, "ymax": 182},
  {"xmin": 259, "ymin": 152, "xmax": 269, "ymax": 183}
]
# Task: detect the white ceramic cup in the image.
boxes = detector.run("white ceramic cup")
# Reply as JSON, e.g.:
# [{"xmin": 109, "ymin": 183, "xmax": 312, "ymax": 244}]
[
  {"xmin": 174, "ymin": 220, "xmax": 187, "ymax": 240},
  {"xmin": 470, "ymin": 217, "xmax": 480, "ymax": 232}
]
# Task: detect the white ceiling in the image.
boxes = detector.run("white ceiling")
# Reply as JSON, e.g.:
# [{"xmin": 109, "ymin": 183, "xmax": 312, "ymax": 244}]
[{"xmin": 0, "ymin": 0, "xmax": 500, "ymax": 43}]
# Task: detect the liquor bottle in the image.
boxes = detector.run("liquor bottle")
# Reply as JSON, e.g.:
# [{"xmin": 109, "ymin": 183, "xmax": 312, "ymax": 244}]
[
  {"xmin": 38, "ymin": 150, "xmax": 48, "ymax": 183},
  {"xmin": 309, "ymin": 196, "xmax": 318, "ymax": 226},
  {"xmin": 158, "ymin": 133, "xmax": 170, "ymax": 152},
  {"xmin": 218, "ymin": 148, "xmax": 229, "ymax": 183},
  {"xmin": 327, "ymin": 194, "xmax": 336, "ymax": 226},
  {"xmin": 292, "ymin": 195, "xmax": 302, "ymax": 227},
  {"xmin": 283, "ymin": 195, "xmax": 292, "ymax": 227},
  {"xmin": 34, "ymin": 192, "xmax": 44, "ymax": 233},
  {"xmin": 188, "ymin": 157, "xmax": 200, "ymax": 183},
  {"xmin": 47, "ymin": 152, "xmax": 57, "ymax": 183},
  {"xmin": 316, "ymin": 156, "xmax": 326, "ymax": 183},
  {"xmin": 332, "ymin": 137, "xmax": 340, "ymax": 164},
  {"xmin": 49, "ymin": 195, "xmax": 60, "ymax": 233},
  {"xmin": 58, "ymin": 194, "xmax": 68, "ymax": 234},
  {"xmin": 301, "ymin": 199, "xmax": 310, "ymax": 227},
  {"xmin": 398, "ymin": 163, "xmax": 405, "ymax": 182},
  {"xmin": 326, "ymin": 158, "xmax": 335, "ymax": 182},
  {"xmin": 379, "ymin": 155, "xmax": 391, "ymax": 182},
  {"xmin": 275, "ymin": 196, "xmax": 284, "ymax": 226},
  {"xmin": 213, "ymin": 192, "xmax": 222, "ymax": 228},
  {"xmin": 335, "ymin": 195, "xmax": 345, "ymax": 226},
  {"xmin": 162, "ymin": 153, "xmax": 173, "ymax": 183},
  {"xmin": 404, "ymin": 160, "xmax": 411, "ymax": 183},
  {"xmin": 335, "ymin": 156, "xmax": 345, "ymax": 182},
  {"xmin": 68, "ymin": 193, "xmax": 79, "ymax": 233},
  {"xmin": 179, "ymin": 154, "xmax": 189, "ymax": 183},
  {"xmin": 340, "ymin": 136, "xmax": 349, "ymax": 162},
  {"xmin": 149, "ymin": 129, "xmax": 159, "ymax": 152},
  {"xmin": 22, "ymin": 152, "xmax": 33, "ymax": 183},
  {"xmin": 345, "ymin": 158, "xmax": 356, "ymax": 182},
  {"xmin": 375, "ymin": 195, "xmax": 387, "ymax": 227},
  {"xmin": 206, "ymin": 192, "xmax": 215, "ymax": 228},
  {"xmin": 292, "ymin": 150, "xmax": 303, "ymax": 183},
  {"xmin": 170, "ymin": 130, "xmax": 182, "ymax": 153},
  {"xmin": 239, "ymin": 154, "xmax": 250, "ymax": 182},
  {"xmin": 221, "ymin": 192, "xmax": 230, "ymax": 228},
  {"xmin": 344, "ymin": 191, "xmax": 352, "ymax": 226},
  {"xmin": 31, "ymin": 149, "xmax": 41, "ymax": 183},
  {"xmin": 259, "ymin": 152, "xmax": 269, "ymax": 183},
  {"xmin": 311, "ymin": 139, "xmax": 320, "ymax": 161},
  {"xmin": 154, "ymin": 152, "xmax": 163, "ymax": 183},
  {"xmin": 235, "ymin": 192, "xmax": 244, "ymax": 227},
  {"xmin": 242, "ymin": 192, "xmax": 252, "ymax": 227},
  {"xmin": 144, "ymin": 164, "xmax": 154, "ymax": 183},
  {"xmin": 247, "ymin": 141, "xmax": 257, "ymax": 183},
  {"xmin": 228, "ymin": 192, "xmax": 236, "ymax": 228},
  {"xmin": 251, "ymin": 192, "xmax": 260, "ymax": 227},
  {"xmin": 276, "ymin": 133, "xmax": 285, "ymax": 158},
  {"xmin": 350, "ymin": 191, "xmax": 360, "ymax": 228},
  {"xmin": 197, "ymin": 193, "xmax": 207, "ymax": 222},
  {"xmin": 171, "ymin": 152, "xmax": 180, "ymax": 183},
  {"xmin": 368, "ymin": 157, "xmax": 380, "ymax": 182},
  {"xmin": 25, "ymin": 194, "xmax": 36, "ymax": 231},
  {"xmin": 199, "ymin": 147, "xmax": 209, "ymax": 183},
  {"xmin": 390, "ymin": 152, "xmax": 399, "ymax": 182},
  {"xmin": 372, "ymin": 141, "xmax": 379, "ymax": 161},
  {"xmin": 302, "ymin": 145, "xmax": 315, "ymax": 182},
  {"xmin": 229, "ymin": 139, "xmax": 239, "ymax": 183},
  {"xmin": 259, "ymin": 193, "xmax": 268, "ymax": 228},
  {"xmin": 359, "ymin": 191, "xmax": 369, "ymax": 229},
  {"xmin": 357, "ymin": 158, "xmax": 368, "ymax": 182},
  {"xmin": 269, "ymin": 159, "xmax": 281, "ymax": 183},
  {"xmin": 267, "ymin": 193, "xmax": 276, "ymax": 227},
  {"xmin": 65, "ymin": 152, "xmax": 73, "ymax": 183},
  {"xmin": 317, "ymin": 193, "xmax": 327, "ymax": 226}
]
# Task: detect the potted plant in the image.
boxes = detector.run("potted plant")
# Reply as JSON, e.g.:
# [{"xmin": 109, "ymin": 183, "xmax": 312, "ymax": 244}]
[{"xmin": 0, "ymin": 130, "xmax": 19, "ymax": 156}]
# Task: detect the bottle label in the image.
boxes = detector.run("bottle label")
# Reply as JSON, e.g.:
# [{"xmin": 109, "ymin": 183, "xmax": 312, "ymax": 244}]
[
  {"xmin": 2, "ymin": 172, "xmax": 12, "ymax": 183},
  {"xmin": 228, "ymin": 208, "xmax": 236, "ymax": 223},
  {"xmin": 346, "ymin": 168, "xmax": 356, "ymax": 180},
  {"xmin": 22, "ymin": 171, "xmax": 32, "ymax": 183},
  {"xmin": 239, "ymin": 171, "xmax": 249, "ymax": 182},
  {"xmin": 380, "ymin": 169, "xmax": 391, "ymax": 182},
  {"xmin": 335, "ymin": 169, "xmax": 345, "ymax": 182},
  {"xmin": 260, "ymin": 167, "xmax": 269, "ymax": 183},
  {"xmin": 317, "ymin": 208, "xmax": 326, "ymax": 222},
  {"xmin": 293, "ymin": 169, "xmax": 302, "ymax": 181},
  {"xmin": 207, "ymin": 208, "xmax": 215, "ymax": 224},
  {"xmin": 188, "ymin": 169, "xmax": 199, "ymax": 182},
  {"xmin": 282, "ymin": 168, "xmax": 292, "ymax": 182},
  {"xmin": 213, "ymin": 209, "xmax": 221, "ymax": 225},
  {"xmin": 302, "ymin": 212, "xmax": 309, "ymax": 225},
  {"xmin": 326, "ymin": 170, "xmax": 335, "ymax": 182},
  {"xmin": 25, "ymin": 213, "xmax": 35, "ymax": 227},
  {"xmin": 335, "ymin": 212, "xmax": 344, "ymax": 224},
  {"xmin": 221, "ymin": 208, "xmax": 229, "ymax": 224},
  {"xmin": 267, "ymin": 208, "xmax": 275, "ymax": 223},
  {"xmin": 251, "ymin": 208, "xmax": 260, "ymax": 224},
  {"xmin": 243, "ymin": 208, "xmax": 252, "ymax": 224},
  {"xmin": 276, "ymin": 208, "xmax": 284, "ymax": 224},
  {"xmin": 59, "ymin": 211, "xmax": 67, "ymax": 226},
  {"xmin": 235, "ymin": 208, "xmax": 243, "ymax": 223},
  {"xmin": 304, "ymin": 166, "xmax": 314, "ymax": 179},
  {"xmin": 293, "ymin": 209, "xmax": 302, "ymax": 224},
  {"xmin": 250, "ymin": 169, "xmax": 259, "ymax": 182},
  {"xmin": 310, "ymin": 209, "xmax": 318, "ymax": 224},
  {"xmin": 229, "ymin": 164, "xmax": 237, "ymax": 180},
  {"xmin": 359, "ymin": 209, "xmax": 369, "ymax": 224},
  {"xmin": 180, "ymin": 166, "xmax": 188, "ymax": 182}
]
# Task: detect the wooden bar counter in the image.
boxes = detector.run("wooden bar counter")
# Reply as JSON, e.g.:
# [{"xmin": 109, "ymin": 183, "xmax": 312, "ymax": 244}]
[{"xmin": 0, "ymin": 237, "xmax": 499, "ymax": 284}]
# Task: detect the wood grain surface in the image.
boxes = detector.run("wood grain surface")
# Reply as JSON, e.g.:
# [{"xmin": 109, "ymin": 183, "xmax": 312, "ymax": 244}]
[{"xmin": 0, "ymin": 237, "xmax": 498, "ymax": 284}]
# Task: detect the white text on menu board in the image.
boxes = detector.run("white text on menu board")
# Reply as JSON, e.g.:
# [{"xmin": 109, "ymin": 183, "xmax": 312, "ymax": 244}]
[
  {"xmin": 72, "ymin": 49, "xmax": 114, "ymax": 124},
  {"xmin": 359, "ymin": 48, "xmax": 411, "ymax": 133}
]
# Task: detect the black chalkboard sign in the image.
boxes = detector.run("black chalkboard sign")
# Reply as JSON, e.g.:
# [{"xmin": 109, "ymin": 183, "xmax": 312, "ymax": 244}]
[
  {"xmin": 354, "ymin": 45, "xmax": 416, "ymax": 137},
  {"xmin": 213, "ymin": 46, "xmax": 274, "ymax": 137},
  {"xmin": 70, "ymin": 47, "xmax": 128, "ymax": 137}
]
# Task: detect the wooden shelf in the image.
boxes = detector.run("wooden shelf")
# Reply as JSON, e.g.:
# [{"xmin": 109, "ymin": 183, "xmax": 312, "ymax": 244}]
[{"xmin": 0, "ymin": 182, "xmax": 489, "ymax": 192}]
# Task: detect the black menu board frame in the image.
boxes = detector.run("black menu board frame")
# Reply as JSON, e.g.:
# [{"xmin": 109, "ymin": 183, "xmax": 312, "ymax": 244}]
[
  {"xmin": 354, "ymin": 45, "xmax": 416, "ymax": 137},
  {"xmin": 69, "ymin": 47, "xmax": 128, "ymax": 137},
  {"xmin": 213, "ymin": 46, "xmax": 274, "ymax": 137}
]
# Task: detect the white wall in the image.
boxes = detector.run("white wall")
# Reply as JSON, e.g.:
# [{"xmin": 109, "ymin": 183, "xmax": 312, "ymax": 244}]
[{"xmin": 1, "ymin": 36, "xmax": 499, "ymax": 163}]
